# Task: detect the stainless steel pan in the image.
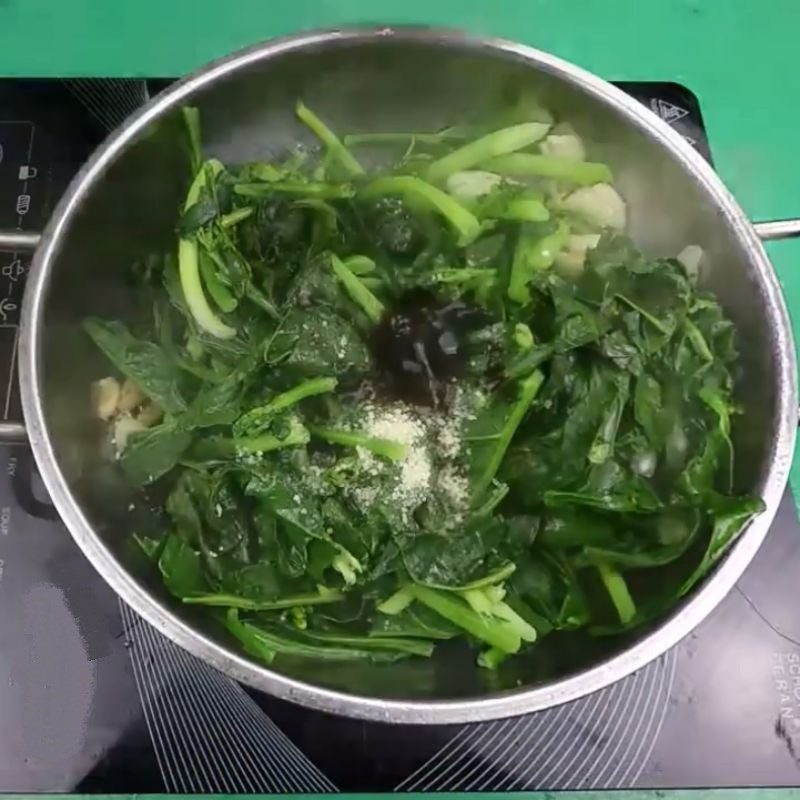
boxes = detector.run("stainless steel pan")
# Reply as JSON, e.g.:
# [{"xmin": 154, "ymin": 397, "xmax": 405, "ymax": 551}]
[{"xmin": 0, "ymin": 28, "xmax": 796, "ymax": 724}]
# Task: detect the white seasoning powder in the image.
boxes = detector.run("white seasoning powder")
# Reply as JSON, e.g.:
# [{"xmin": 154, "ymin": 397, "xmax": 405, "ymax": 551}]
[
  {"xmin": 349, "ymin": 398, "xmax": 472, "ymax": 518},
  {"xmin": 437, "ymin": 418, "xmax": 461, "ymax": 459},
  {"xmin": 360, "ymin": 403, "xmax": 433, "ymax": 509},
  {"xmin": 365, "ymin": 405, "xmax": 424, "ymax": 448},
  {"xmin": 437, "ymin": 465, "xmax": 469, "ymax": 508}
]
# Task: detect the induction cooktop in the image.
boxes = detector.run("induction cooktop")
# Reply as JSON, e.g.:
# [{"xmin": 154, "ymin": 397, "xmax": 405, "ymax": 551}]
[{"xmin": 0, "ymin": 78, "xmax": 798, "ymax": 793}]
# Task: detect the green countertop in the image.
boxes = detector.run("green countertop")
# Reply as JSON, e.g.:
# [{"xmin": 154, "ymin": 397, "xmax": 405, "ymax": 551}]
[{"xmin": 1, "ymin": 0, "xmax": 799, "ymax": 491}]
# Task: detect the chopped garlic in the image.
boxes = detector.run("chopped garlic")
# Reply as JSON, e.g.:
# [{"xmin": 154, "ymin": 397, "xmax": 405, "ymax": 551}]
[
  {"xmin": 562, "ymin": 183, "xmax": 627, "ymax": 230},
  {"xmin": 136, "ymin": 402, "xmax": 163, "ymax": 427},
  {"xmin": 555, "ymin": 249, "xmax": 588, "ymax": 279},
  {"xmin": 567, "ymin": 233, "xmax": 602, "ymax": 253},
  {"xmin": 117, "ymin": 378, "xmax": 146, "ymax": 413},
  {"xmin": 113, "ymin": 413, "xmax": 147, "ymax": 452},
  {"xmin": 677, "ymin": 244, "xmax": 704, "ymax": 280},
  {"xmin": 91, "ymin": 377, "xmax": 120, "ymax": 420},
  {"xmin": 554, "ymin": 233, "xmax": 602, "ymax": 279},
  {"xmin": 540, "ymin": 132, "xmax": 586, "ymax": 161},
  {"xmin": 446, "ymin": 170, "xmax": 504, "ymax": 201}
]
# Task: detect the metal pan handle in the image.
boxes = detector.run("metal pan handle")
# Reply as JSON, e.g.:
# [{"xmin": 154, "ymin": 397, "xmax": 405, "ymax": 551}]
[
  {"xmin": 754, "ymin": 219, "xmax": 800, "ymax": 241},
  {"xmin": 0, "ymin": 230, "xmax": 41, "ymax": 252},
  {"xmin": 0, "ymin": 229, "xmax": 41, "ymax": 444}
]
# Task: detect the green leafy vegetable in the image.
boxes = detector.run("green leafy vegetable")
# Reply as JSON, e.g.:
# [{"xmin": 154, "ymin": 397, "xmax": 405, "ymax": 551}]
[
  {"xmin": 120, "ymin": 422, "xmax": 192, "ymax": 485},
  {"xmin": 330, "ymin": 254, "xmax": 385, "ymax": 323},
  {"xmin": 83, "ymin": 100, "xmax": 761, "ymax": 672},
  {"xmin": 470, "ymin": 370, "xmax": 545, "ymax": 499},
  {"xmin": 178, "ymin": 158, "xmax": 236, "ymax": 339},
  {"xmin": 296, "ymin": 101, "xmax": 365, "ymax": 178},
  {"xmin": 83, "ymin": 319, "xmax": 186, "ymax": 413},
  {"xmin": 360, "ymin": 176, "xmax": 481, "ymax": 246},
  {"xmin": 425, "ymin": 122, "xmax": 550, "ymax": 184}
]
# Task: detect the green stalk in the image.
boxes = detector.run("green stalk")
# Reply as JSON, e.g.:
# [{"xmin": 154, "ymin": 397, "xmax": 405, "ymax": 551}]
[
  {"xmin": 198, "ymin": 251, "xmax": 237, "ymax": 313},
  {"xmin": 472, "ymin": 370, "xmax": 545, "ymax": 500},
  {"xmin": 309, "ymin": 426, "xmax": 407, "ymax": 462},
  {"xmin": 483, "ymin": 153, "xmax": 613, "ymax": 185},
  {"xmin": 596, "ymin": 562, "xmax": 636, "ymax": 624},
  {"xmin": 234, "ymin": 181, "xmax": 355, "ymax": 199},
  {"xmin": 182, "ymin": 106, "xmax": 202, "ymax": 173},
  {"xmin": 425, "ymin": 122, "xmax": 550, "ymax": 184},
  {"xmin": 219, "ymin": 206, "xmax": 254, "ymax": 228},
  {"xmin": 499, "ymin": 197, "xmax": 550, "ymax": 222},
  {"xmin": 235, "ymin": 418, "xmax": 310, "ymax": 454},
  {"xmin": 184, "ymin": 587, "xmax": 344, "ymax": 610},
  {"xmin": 408, "ymin": 585, "xmax": 521, "ymax": 654},
  {"xmin": 477, "ymin": 647, "xmax": 508, "ymax": 669},
  {"xmin": 433, "ymin": 267, "xmax": 497, "ymax": 284},
  {"xmin": 360, "ymin": 175, "xmax": 481, "ymax": 246},
  {"xmin": 296, "ymin": 101, "xmax": 365, "ymax": 177},
  {"xmin": 178, "ymin": 159, "xmax": 236, "ymax": 339},
  {"xmin": 378, "ymin": 586, "xmax": 415, "ymax": 615},
  {"xmin": 331, "ymin": 253, "xmax": 385, "ymax": 323},
  {"xmin": 255, "ymin": 377, "xmax": 338, "ymax": 418},
  {"xmin": 508, "ymin": 220, "xmax": 570, "ymax": 304},
  {"xmin": 344, "ymin": 129, "xmax": 470, "ymax": 146},
  {"xmin": 343, "ymin": 254, "xmax": 376, "ymax": 275}
]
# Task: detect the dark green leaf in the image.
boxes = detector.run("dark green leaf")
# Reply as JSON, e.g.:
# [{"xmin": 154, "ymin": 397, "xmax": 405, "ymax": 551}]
[
  {"xmin": 158, "ymin": 533, "xmax": 205, "ymax": 598},
  {"xmin": 120, "ymin": 423, "xmax": 192, "ymax": 485},
  {"xmin": 84, "ymin": 318, "xmax": 186, "ymax": 413}
]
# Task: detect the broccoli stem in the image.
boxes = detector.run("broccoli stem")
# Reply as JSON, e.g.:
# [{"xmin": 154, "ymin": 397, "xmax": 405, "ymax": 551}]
[
  {"xmin": 408, "ymin": 585, "xmax": 521, "ymax": 654},
  {"xmin": 178, "ymin": 159, "xmax": 236, "ymax": 339},
  {"xmin": 296, "ymin": 101, "xmax": 365, "ymax": 178},
  {"xmin": 330, "ymin": 254, "xmax": 385, "ymax": 324},
  {"xmin": 596, "ymin": 562, "xmax": 636, "ymax": 624},
  {"xmin": 308, "ymin": 426, "xmax": 407, "ymax": 462},
  {"xmin": 425, "ymin": 122, "xmax": 550, "ymax": 184},
  {"xmin": 360, "ymin": 175, "xmax": 481, "ymax": 246},
  {"xmin": 472, "ymin": 370, "xmax": 545, "ymax": 500},
  {"xmin": 483, "ymin": 153, "xmax": 613, "ymax": 186}
]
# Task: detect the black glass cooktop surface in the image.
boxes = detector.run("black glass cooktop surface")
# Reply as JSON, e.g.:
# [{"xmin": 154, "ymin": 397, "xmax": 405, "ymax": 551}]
[{"xmin": 0, "ymin": 78, "xmax": 798, "ymax": 793}]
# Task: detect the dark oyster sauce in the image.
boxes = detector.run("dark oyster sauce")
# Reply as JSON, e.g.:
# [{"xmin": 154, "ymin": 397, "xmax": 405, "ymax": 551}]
[{"xmin": 369, "ymin": 290, "xmax": 488, "ymax": 407}]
